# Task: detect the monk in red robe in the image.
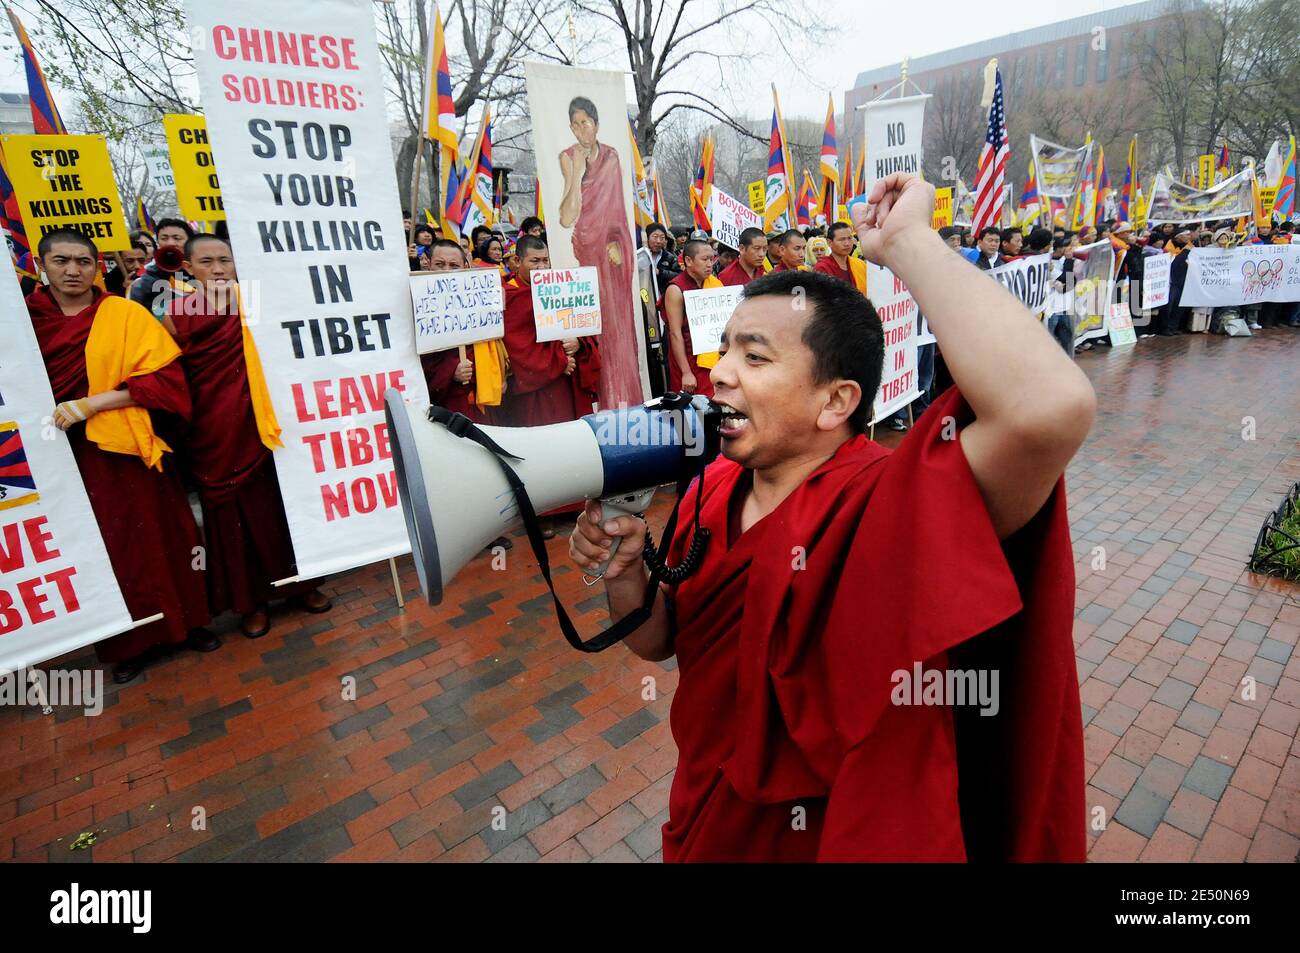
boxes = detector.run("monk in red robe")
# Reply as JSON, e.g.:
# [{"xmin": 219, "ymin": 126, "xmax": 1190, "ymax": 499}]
[
  {"xmin": 558, "ymin": 96, "xmax": 640, "ymax": 408},
  {"xmin": 168, "ymin": 234, "xmax": 331, "ymax": 638},
  {"xmin": 570, "ymin": 173, "xmax": 1094, "ymax": 862},
  {"xmin": 770, "ymin": 229, "xmax": 808, "ymax": 273},
  {"xmin": 813, "ymin": 221, "xmax": 868, "ymax": 293},
  {"xmin": 418, "ymin": 240, "xmax": 506, "ymax": 426},
  {"xmin": 662, "ymin": 239, "xmax": 722, "ymax": 398},
  {"xmin": 27, "ymin": 229, "xmax": 215, "ymax": 683},
  {"xmin": 716, "ymin": 227, "xmax": 768, "ymax": 286}
]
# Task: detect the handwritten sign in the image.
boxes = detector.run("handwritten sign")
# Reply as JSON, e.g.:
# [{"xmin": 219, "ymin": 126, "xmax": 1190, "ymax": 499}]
[
  {"xmin": 530, "ymin": 266, "xmax": 602, "ymax": 341},
  {"xmin": 410, "ymin": 268, "xmax": 504, "ymax": 353},
  {"xmin": 1141, "ymin": 253, "xmax": 1172, "ymax": 311},
  {"xmin": 1179, "ymin": 245, "xmax": 1300, "ymax": 307},
  {"xmin": 683, "ymin": 284, "xmax": 744, "ymax": 355},
  {"xmin": 1, "ymin": 133, "xmax": 131, "ymax": 251},
  {"xmin": 707, "ymin": 187, "xmax": 761, "ymax": 251}
]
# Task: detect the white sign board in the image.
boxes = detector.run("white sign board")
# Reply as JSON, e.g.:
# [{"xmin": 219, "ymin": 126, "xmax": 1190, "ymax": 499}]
[
  {"xmin": 1141, "ymin": 253, "xmax": 1172, "ymax": 311},
  {"xmin": 863, "ymin": 93, "xmax": 930, "ymax": 199},
  {"xmin": 683, "ymin": 285, "xmax": 745, "ymax": 355},
  {"xmin": 410, "ymin": 268, "xmax": 504, "ymax": 353},
  {"xmin": 187, "ymin": 0, "xmax": 432, "ymax": 579},
  {"xmin": 707, "ymin": 187, "xmax": 761, "ymax": 251},
  {"xmin": 530, "ymin": 266, "xmax": 602, "ymax": 342},
  {"xmin": 143, "ymin": 145, "xmax": 176, "ymax": 193},
  {"xmin": 986, "ymin": 253, "xmax": 1053, "ymax": 314},
  {"xmin": 868, "ymin": 261, "xmax": 920, "ymax": 423},
  {"xmin": 0, "ymin": 260, "xmax": 133, "ymax": 672}
]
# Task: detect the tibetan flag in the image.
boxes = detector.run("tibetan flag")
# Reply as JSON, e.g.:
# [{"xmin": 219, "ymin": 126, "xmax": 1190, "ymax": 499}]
[
  {"xmin": 422, "ymin": 3, "xmax": 458, "ymax": 153},
  {"xmin": 1216, "ymin": 144, "xmax": 1229, "ymax": 183},
  {"xmin": 0, "ymin": 142, "xmax": 35, "ymax": 279},
  {"xmin": 1118, "ymin": 138, "xmax": 1136, "ymax": 223},
  {"xmin": 459, "ymin": 109, "xmax": 493, "ymax": 234},
  {"xmin": 1019, "ymin": 159, "xmax": 1039, "ymax": 209},
  {"xmin": 841, "ymin": 141, "xmax": 855, "ymax": 203},
  {"xmin": 136, "ymin": 197, "xmax": 156, "ymax": 236},
  {"xmin": 853, "ymin": 148, "xmax": 865, "ymax": 199},
  {"xmin": 796, "ymin": 170, "xmax": 815, "ymax": 227},
  {"xmin": 6, "ymin": 7, "xmax": 66, "ymax": 135},
  {"xmin": 1071, "ymin": 136, "xmax": 1095, "ymax": 230},
  {"xmin": 1093, "ymin": 142, "xmax": 1109, "ymax": 225},
  {"xmin": 1274, "ymin": 136, "xmax": 1296, "ymax": 221},
  {"xmin": 652, "ymin": 165, "xmax": 670, "ymax": 229},
  {"xmin": 818, "ymin": 95, "xmax": 839, "ymax": 221},
  {"xmin": 628, "ymin": 120, "xmax": 653, "ymax": 228},
  {"xmin": 763, "ymin": 89, "xmax": 793, "ymax": 233},
  {"xmin": 690, "ymin": 135, "xmax": 714, "ymax": 231},
  {"xmin": 534, "ymin": 176, "xmax": 544, "ymax": 224},
  {"xmin": 0, "ymin": 422, "xmax": 39, "ymax": 511}
]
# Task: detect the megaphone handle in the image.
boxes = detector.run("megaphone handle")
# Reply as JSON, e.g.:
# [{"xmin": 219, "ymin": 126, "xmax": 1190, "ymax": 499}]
[{"xmin": 588, "ymin": 486, "xmax": 658, "ymax": 580}]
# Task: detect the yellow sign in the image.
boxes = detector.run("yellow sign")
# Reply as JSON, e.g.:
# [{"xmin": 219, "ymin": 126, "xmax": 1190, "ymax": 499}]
[
  {"xmin": 932, "ymin": 187, "xmax": 954, "ymax": 229},
  {"xmin": 1197, "ymin": 154, "xmax": 1215, "ymax": 190},
  {"xmin": 1260, "ymin": 187, "xmax": 1278, "ymax": 216},
  {"xmin": 747, "ymin": 180, "xmax": 764, "ymax": 214},
  {"xmin": 0, "ymin": 134, "xmax": 131, "ymax": 252},
  {"xmin": 163, "ymin": 114, "xmax": 225, "ymax": 221}
]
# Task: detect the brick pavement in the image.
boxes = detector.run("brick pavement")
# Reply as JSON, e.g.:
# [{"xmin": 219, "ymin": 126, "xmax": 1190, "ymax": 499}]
[{"xmin": 1, "ymin": 328, "xmax": 1297, "ymax": 863}]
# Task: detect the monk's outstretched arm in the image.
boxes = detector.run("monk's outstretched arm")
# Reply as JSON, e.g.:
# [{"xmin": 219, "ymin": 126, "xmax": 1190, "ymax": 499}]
[{"xmin": 853, "ymin": 173, "xmax": 1096, "ymax": 540}]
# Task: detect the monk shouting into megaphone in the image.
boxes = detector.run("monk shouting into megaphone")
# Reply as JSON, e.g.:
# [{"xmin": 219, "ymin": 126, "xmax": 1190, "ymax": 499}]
[{"xmin": 569, "ymin": 172, "xmax": 1095, "ymax": 863}]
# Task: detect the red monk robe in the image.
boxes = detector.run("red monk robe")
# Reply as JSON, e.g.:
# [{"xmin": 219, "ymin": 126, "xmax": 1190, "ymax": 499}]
[
  {"xmin": 498, "ymin": 282, "xmax": 599, "ymax": 426},
  {"xmin": 813, "ymin": 253, "xmax": 868, "ymax": 293},
  {"xmin": 665, "ymin": 271, "xmax": 720, "ymax": 398},
  {"xmin": 562, "ymin": 139, "xmax": 639, "ymax": 408},
  {"xmin": 168, "ymin": 296, "xmax": 315, "ymax": 616},
  {"xmin": 716, "ymin": 259, "xmax": 760, "ymax": 287},
  {"xmin": 421, "ymin": 349, "xmax": 490, "ymax": 424},
  {"xmin": 26, "ymin": 286, "xmax": 210, "ymax": 662},
  {"xmin": 661, "ymin": 386, "xmax": 1084, "ymax": 862}
]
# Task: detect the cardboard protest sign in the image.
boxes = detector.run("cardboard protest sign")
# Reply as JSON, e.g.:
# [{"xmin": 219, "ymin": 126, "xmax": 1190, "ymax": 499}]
[
  {"xmin": 931, "ymin": 187, "xmax": 953, "ymax": 229},
  {"xmin": 868, "ymin": 261, "xmax": 920, "ymax": 424},
  {"xmin": 410, "ymin": 268, "xmax": 504, "ymax": 353},
  {"xmin": 142, "ymin": 145, "xmax": 176, "ymax": 194},
  {"xmin": 0, "ymin": 256, "xmax": 132, "ymax": 671},
  {"xmin": 1179, "ymin": 245, "xmax": 1300, "ymax": 307},
  {"xmin": 707, "ymin": 187, "xmax": 761, "ymax": 251},
  {"xmin": 187, "ymin": 0, "xmax": 431, "ymax": 579},
  {"xmin": 530, "ymin": 266, "xmax": 602, "ymax": 341},
  {"xmin": 683, "ymin": 284, "xmax": 744, "ymax": 355},
  {"xmin": 1141, "ymin": 253, "xmax": 1172, "ymax": 311},
  {"xmin": 1, "ymin": 133, "xmax": 130, "ymax": 251},
  {"xmin": 162, "ymin": 114, "xmax": 225, "ymax": 222},
  {"xmin": 747, "ymin": 180, "xmax": 765, "ymax": 213}
]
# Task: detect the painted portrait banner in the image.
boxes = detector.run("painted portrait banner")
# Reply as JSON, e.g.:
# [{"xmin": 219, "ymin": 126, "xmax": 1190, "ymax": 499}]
[
  {"xmin": 186, "ymin": 0, "xmax": 431, "ymax": 579},
  {"xmin": 0, "ymin": 257, "xmax": 132, "ymax": 672},
  {"xmin": 868, "ymin": 261, "xmax": 920, "ymax": 424},
  {"xmin": 863, "ymin": 93, "xmax": 929, "ymax": 200},
  {"xmin": 1071, "ymin": 240, "xmax": 1115, "ymax": 343},
  {"xmin": 1178, "ymin": 245, "xmax": 1300, "ymax": 307},
  {"xmin": 525, "ymin": 62, "xmax": 647, "ymax": 407}
]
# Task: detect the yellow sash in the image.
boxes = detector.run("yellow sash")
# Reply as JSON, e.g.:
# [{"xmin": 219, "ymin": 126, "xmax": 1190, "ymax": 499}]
[
  {"xmin": 848, "ymin": 255, "xmax": 868, "ymax": 295},
  {"xmin": 695, "ymin": 274, "xmax": 726, "ymax": 369},
  {"xmin": 232, "ymin": 286, "xmax": 283, "ymax": 450},
  {"xmin": 472, "ymin": 339, "xmax": 506, "ymax": 407},
  {"xmin": 83, "ymin": 296, "xmax": 180, "ymax": 470}
]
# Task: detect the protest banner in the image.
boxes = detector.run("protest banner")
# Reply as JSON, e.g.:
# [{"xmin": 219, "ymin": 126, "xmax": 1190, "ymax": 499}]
[
  {"xmin": 1108, "ymin": 302, "xmax": 1137, "ymax": 347},
  {"xmin": 986, "ymin": 253, "xmax": 1052, "ymax": 314},
  {"xmin": 1178, "ymin": 245, "xmax": 1300, "ymax": 307},
  {"xmin": 1141, "ymin": 253, "xmax": 1172, "ymax": 311},
  {"xmin": 410, "ymin": 268, "xmax": 504, "ymax": 353},
  {"xmin": 162, "ymin": 114, "xmax": 225, "ymax": 222},
  {"xmin": 747, "ymin": 180, "xmax": 765, "ymax": 214},
  {"xmin": 931, "ymin": 187, "xmax": 953, "ymax": 229},
  {"xmin": 0, "ymin": 133, "xmax": 130, "ymax": 251},
  {"xmin": 867, "ymin": 261, "xmax": 920, "ymax": 424},
  {"xmin": 530, "ymin": 266, "xmax": 602, "ymax": 341},
  {"xmin": 862, "ymin": 93, "xmax": 929, "ymax": 199},
  {"xmin": 1072, "ymin": 240, "xmax": 1115, "ymax": 343},
  {"xmin": 187, "ymin": 0, "xmax": 431, "ymax": 579},
  {"xmin": 707, "ymin": 186, "xmax": 761, "ymax": 251},
  {"xmin": 525, "ymin": 62, "xmax": 647, "ymax": 405},
  {"xmin": 142, "ymin": 145, "xmax": 176, "ymax": 195},
  {"xmin": 683, "ymin": 284, "xmax": 744, "ymax": 355},
  {"xmin": 1030, "ymin": 135, "xmax": 1089, "ymax": 199},
  {"xmin": 1146, "ymin": 169, "xmax": 1255, "ymax": 225},
  {"xmin": 0, "ymin": 254, "xmax": 132, "ymax": 672}
]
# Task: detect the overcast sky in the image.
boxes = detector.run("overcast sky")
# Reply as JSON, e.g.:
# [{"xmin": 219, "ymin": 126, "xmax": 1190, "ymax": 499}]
[{"xmin": 1, "ymin": 0, "xmax": 1137, "ymax": 126}]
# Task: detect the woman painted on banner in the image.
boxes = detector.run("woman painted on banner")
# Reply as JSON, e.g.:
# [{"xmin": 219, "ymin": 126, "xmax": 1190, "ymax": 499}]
[{"xmin": 558, "ymin": 96, "xmax": 638, "ymax": 409}]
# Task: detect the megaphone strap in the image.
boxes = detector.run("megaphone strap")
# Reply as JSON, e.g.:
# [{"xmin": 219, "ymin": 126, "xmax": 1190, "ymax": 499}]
[{"xmin": 426, "ymin": 406, "xmax": 706, "ymax": 653}]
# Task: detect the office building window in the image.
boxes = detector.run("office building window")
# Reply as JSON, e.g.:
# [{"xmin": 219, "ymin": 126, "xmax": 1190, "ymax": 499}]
[
  {"xmin": 1036, "ymin": 49, "xmax": 1047, "ymax": 87},
  {"xmin": 1096, "ymin": 47, "xmax": 1109, "ymax": 82},
  {"xmin": 1013, "ymin": 57, "xmax": 1025, "ymax": 96},
  {"xmin": 1120, "ymin": 33, "xmax": 1133, "ymax": 74},
  {"xmin": 1075, "ymin": 42, "xmax": 1087, "ymax": 86},
  {"xmin": 1054, "ymin": 46, "xmax": 1066, "ymax": 88}
]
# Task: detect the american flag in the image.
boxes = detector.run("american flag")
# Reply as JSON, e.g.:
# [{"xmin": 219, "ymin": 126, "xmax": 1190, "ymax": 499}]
[{"xmin": 972, "ymin": 68, "xmax": 1009, "ymax": 235}]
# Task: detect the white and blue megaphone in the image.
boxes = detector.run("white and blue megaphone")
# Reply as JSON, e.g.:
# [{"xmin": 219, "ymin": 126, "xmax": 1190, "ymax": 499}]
[{"xmin": 384, "ymin": 389, "xmax": 723, "ymax": 605}]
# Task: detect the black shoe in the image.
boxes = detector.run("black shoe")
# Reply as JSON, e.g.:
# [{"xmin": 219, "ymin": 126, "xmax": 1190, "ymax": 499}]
[
  {"xmin": 187, "ymin": 628, "xmax": 221, "ymax": 652},
  {"xmin": 112, "ymin": 659, "xmax": 145, "ymax": 684},
  {"xmin": 240, "ymin": 609, "xmax": 271, "ymax": 639}
]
